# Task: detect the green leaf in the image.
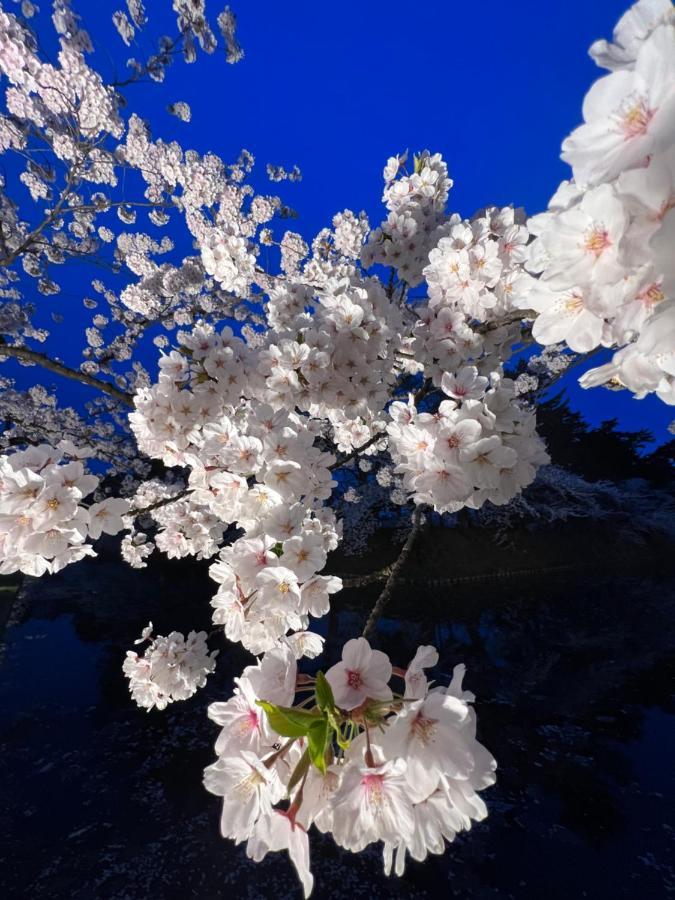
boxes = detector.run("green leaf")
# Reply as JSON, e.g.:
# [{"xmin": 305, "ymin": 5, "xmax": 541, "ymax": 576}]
[
  {"xmin": 315, "ymin": 671, "xmax": 335, "ymax": 712},
  {"xmin": 287, "ymin": 749, "xmax": 311, "ymax": 795},
  {"xmin": 307, "ymin": 716, "xmax": 331, "ymax": 774},
  {"xmin": 257, "ymin": 700, "xmax": 320, "ymax": 738},
  {"xmin": 270, "ymin": 542, "xmax": 284, "ymax": 558}
]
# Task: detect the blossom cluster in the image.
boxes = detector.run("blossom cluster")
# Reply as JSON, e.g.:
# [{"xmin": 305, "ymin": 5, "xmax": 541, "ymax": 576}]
[
  {"xmin": 128, "ymin": 321, "xmax": 343, "ymax": 654},
  {"xmin": 362, "ymin": 151, "xmax": 453, "ymax": 287},
  {"xmin": 123, "ymin": 622, "xmax": 218, "ymax": 711},
  {"xmin": 0, "ymin": 5, "xmax": 123, "ymax": 144},
  {"xmin": 416, "ymin": 205, "xmax": 535, "ymax": 382},
  {"xmin": 263, "ymin": 274, "xmax": 405, "ymax": 453},
  {"xmin": 0, "ymin": 0, "xmax": 260, "ymax": 411},
  {"xmin": 0, "ymin": 441, "xmax": 128, "ymax": 576},
  {"xmin": 209, "ymin": 528, "xmax": 339, "ymax": 658},
  {"xmin": 525, "ymin": 0, "xmax": 675, "ymax": 404},
  {"xmin": 387, "ymin": 370, "xmax": 548, "ymax": 512},
  {"xmin": 204, "ymin": 639, "xmax": 495, "ymax": 897}
]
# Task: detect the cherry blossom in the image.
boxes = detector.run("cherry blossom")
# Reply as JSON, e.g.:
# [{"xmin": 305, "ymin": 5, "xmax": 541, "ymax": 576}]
[
  {"xmin": 203, "ymin": 751, "xmax": 285, "ymax": 843},
  {"xmin": 325, "ymin": 637, "xmax": 394, "ymax": 710},
  {"xmin": 590, "ymin": 0, "xmax": 674, "ymax": 71},
  {"xmin": 123, "ymin": 627, "xmax": 218, "ymax": 711},
  {"xmin": 564, "ymin": 23, "xmax": 675, "ymax": 187},
  {"xmin": 331, "ymin": 758, "xmax": 415, "ymax": 851},
  {"xmin": 525, "ymin": 1, "xmax": 675, "ymax": 406},
  {"xmin": 201, "ymin": 640, "xmax": 494, "ymax": 895}
]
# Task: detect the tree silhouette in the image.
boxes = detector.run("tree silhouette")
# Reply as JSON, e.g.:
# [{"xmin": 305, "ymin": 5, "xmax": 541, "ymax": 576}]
[{"xmin": 536, "ymin": 393, "xmax": 674, "ymax": 485}]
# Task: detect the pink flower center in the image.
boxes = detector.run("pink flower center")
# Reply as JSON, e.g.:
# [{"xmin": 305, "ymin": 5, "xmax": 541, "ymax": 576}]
[
  {"xmin": 239, "ymin": 708, "xmax": 259, "ymax": 735},
  {"xmin": 584, "ymin": 227, "xmax": 611, "ymax": 256},
  {"xmin": 346, "ymin": 669, "xmax": 363, "ymax": 690},
  {"xmin": 619, "ymin": 98, "xmax": 654, "ymax": 140},
  {"xmin": 637, "ymin": 282, "xmax": 665, "ymax": 306},
  {"xmin": 361, "ymin": 773, "xmax": 384, "ymax": 804}
]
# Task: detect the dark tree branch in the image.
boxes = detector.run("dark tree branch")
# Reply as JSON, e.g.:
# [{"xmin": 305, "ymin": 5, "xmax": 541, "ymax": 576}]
[
  {"xmin": 340, "ymin": 565, "xmax": 394, "ymax": 589},
  {"xmin": 0, "ymin": 153, "xmax": 87, "ymax": 267},
  {"xmin": 131, "ymin": 488, "xmax": 190, "ymax": 516},
  {"xmin": 361, "ymin": 505, "xmax": 424, "ymax": 638},
  {"xmin": 329, "ymin": 430, "xmax": 385, "ymax": 471},
  {"xmin": 0, "ymin": 341, "xmax": 134, "ymax": 407}
]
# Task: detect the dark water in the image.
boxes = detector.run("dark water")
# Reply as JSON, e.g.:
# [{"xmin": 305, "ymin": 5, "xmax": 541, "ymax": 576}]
[{"xmin": 1, "ymin": 545, "xmax": 675, "ymax": 899}]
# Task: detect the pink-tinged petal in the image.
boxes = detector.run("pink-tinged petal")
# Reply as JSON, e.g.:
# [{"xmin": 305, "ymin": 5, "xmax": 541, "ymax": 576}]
[
  {"xmin": 582, "ymin": 69, "xmax": 637, "ymax": 122},
  {"xmin": 341, "ymin": 636, "xmax": 372, "ymax": 670},
  {"xmin": 455, "ymin": 420, "xmax": 481, "ymax": 443},
  {"xmin": 325, "ymin": 661, "xmax": 348, "ymax": 695},
  {"xmin": 326, "ymin": 662, "xmax": 367, "ymax": 710},
  {"xmin": 361, "ymin": 679, "xmax": 393, "ymax": 703},
  {"xmin": 287, "ymin": 823, "xmax": 314, "ymax": 898},
  {"xmin": 366, "ymin": 648, "xmax": 393, "ymax": 684},
  {"xmin": 339, "ymin": 685, "xmax": 368, "ymax": 711}
]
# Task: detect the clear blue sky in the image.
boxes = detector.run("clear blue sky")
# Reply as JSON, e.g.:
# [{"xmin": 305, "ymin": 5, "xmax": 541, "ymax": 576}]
[{"xmin": 8, "ymin": 0, "xmax": 673, "ymax": 445}]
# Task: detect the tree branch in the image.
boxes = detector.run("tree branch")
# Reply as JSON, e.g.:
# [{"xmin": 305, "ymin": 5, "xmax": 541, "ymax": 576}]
[
  {"xmin": 361, "ymin": 506, "xmax": 423, "ymax": 638},
  {"xmin": 0, "ymin": 341, "xmax": 134, "ymax": 407},
  {"xmin": 131, "ymin": 487, "xmax": 189, "ymax": 516},
  {"xmin": 0, "ymin": 153, "xmax": 87, "ymax": 267},
  {"xmin": 329, "ymin": 430, "xmax": 386, "ymax": 471},
  {"xmin": 110, "ymin": 35, "xmax": 183, "ymax": 88},
  {"xmin": 475, "ymin": 309, "xmax": 536, "ymax": 334},
  {"xmin": 339, "ymin": 565, "xmax": 394, "ymax": 589}
]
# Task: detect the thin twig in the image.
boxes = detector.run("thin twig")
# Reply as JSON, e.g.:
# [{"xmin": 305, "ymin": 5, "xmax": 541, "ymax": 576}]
[
  {"xmin": 339, "ymin": 565, "xmax": 393, "ymax": 589},
  {"xmin": 0, "ymin": 152, "xmax": 86, "ymax": 266},
  {"xmin": 475, "ymin": 309, "xmax": 536, "ymax": 334},
  {"xmin": 329, "ymin": 430, "xmax": 385, "ymax": 471},
  {"xmin": 329, "ymin": 378, "xmax": 435, "ymax": 472},
  {"xmin": 131, "ymin": 488, "xmax": 190, "ymax": 516}
]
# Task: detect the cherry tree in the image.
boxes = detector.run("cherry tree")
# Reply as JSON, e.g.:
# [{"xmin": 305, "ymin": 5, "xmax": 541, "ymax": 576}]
[{"xmin": 1, "ymin": 0, "xmax": 673, "ymax": 894}]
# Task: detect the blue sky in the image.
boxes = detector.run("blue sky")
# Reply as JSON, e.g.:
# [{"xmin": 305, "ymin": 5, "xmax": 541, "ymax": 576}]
[{"xmin": 7, "ymin": 0, "xmax": 673, "ymax": 445}]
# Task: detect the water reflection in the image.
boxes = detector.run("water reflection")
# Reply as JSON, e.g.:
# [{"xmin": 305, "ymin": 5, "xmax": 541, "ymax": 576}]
[{"xmin": 1, "ymin": 556, "xmax": 674, "ymax": 899}]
